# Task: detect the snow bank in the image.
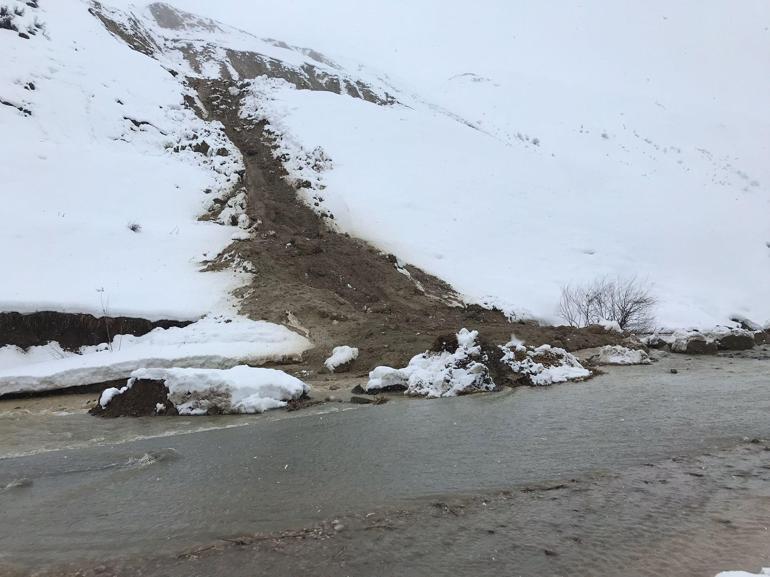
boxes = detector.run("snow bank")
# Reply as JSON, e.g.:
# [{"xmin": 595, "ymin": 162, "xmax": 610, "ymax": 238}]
[
  {"xmin": 500, "ymin": 343, "xmax": 591, "ymax": 386},
  {"xmin": 0, "ymin": 342, "xmax": 74, "ymax": 371},
  {"xmin": 0, "ymin": 316, "xmax": 311, "ymax": 396},
  {"xmin": 324, "ymin": 345, "xmax": 359, "ymax": 372},
  {"xmin": 366, "ymin": 328, "xmax": 495, "ymax": 398},
  {"xmin": 597, "ymin": 345, "xmax": 651, "ymax": 365},
  {"xmin": 100, "ymin": 365, "xmax": 308, "ymax": 415}
]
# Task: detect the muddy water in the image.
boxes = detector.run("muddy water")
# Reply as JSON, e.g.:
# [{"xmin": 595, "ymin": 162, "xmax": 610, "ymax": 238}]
[{"xmin": 1, "ymin": 353, "xmax": 769, "ymax": 575}]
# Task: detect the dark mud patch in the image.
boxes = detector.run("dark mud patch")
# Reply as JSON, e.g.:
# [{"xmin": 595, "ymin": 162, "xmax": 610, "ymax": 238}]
[
  {"xmin": 0, "ymin": 311, "xmax": 190, "ymax": 351},
  {"xmin": 89, "ymin": 379, "xmax": 177, "ymax": 418}
]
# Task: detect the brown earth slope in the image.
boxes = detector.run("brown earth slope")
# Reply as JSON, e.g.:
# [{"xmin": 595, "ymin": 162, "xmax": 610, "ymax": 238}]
[{"xmin": 191, "ymin": 79, "xmax": 626, "ymax": 371}]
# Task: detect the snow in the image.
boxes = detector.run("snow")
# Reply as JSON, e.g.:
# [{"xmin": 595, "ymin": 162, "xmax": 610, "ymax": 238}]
[
  {"xmin": 4, "ymin": 0, "xmax": 769, "ymax": 331},
  {"xmin": 232, "ymin": 4, "xmax": 770, "ymax": 330},
  {"xmin": 0, "ymin": 316, "xmax": 311, "ymax": 396},
  {"xmin": 500, "ymin": 343, "xmax": 591, "ymax": 386},
  {"xmin": 0, "ymin": 0, "xmax": 248, "ymax": 320},
  {"xmin": 599, "ymin": 320, "xmax": 623, "ymax": 333},
  {"xmin": 323, "ymin": 345, "xmax": 358, "ymax": 372},
  {"xmin": 597, "ymin": 345, "xmax": 651, "ymax": 365},
  {"xmin": 366, "ymin": 328, "xmax": 495, "ymax": 398},
  {"xmin": 0, "ymin": 342, "xmax": 74, "ymax": 371},
  {"xmin": 100, "ymin": 365, "xmax": 309, "ymax": 415},
  {"xmin": 716, "ymin": 570, "xmax": 770, "ymax": 577}
]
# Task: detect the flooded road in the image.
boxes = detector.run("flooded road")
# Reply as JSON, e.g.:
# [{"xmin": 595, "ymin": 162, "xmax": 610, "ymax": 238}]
[{"xmin": 1, "ymin": 352, "xmax": 769, "ymax": 575}]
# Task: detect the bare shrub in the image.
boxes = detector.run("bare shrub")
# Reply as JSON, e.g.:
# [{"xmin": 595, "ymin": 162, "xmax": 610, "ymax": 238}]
[
  {"xmin": 127, "ymin": 222, "xmax": 142, "ymax": 233},
  {"xmin": 559, "ymin": 276, "xmax": 657, "ymax": 333}
]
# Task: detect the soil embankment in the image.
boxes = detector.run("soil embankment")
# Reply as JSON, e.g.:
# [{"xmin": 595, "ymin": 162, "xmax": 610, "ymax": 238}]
[{"xmin": 0, "ymin": 311, "xmax": 189, "ymax": 351}]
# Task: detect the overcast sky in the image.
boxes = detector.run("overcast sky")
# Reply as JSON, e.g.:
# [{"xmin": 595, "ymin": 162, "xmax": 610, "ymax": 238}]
[{"xmin": 114, "ymin": 0, "xmax": 770, "ymax": 112}]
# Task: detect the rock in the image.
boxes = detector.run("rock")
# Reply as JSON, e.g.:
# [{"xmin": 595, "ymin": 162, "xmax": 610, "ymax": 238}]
[
  {"xmin": 215, "ymin": 147, "xmax": 230, "ymax": 156},
  {"xmin": 192, "ymin": 140, "xmax": 210, "ymax": 155},
  {"xmin": 596, "ymin": 345, "xmax": 651, "ymax": 365},
  {"xmin": 755, "ymin": 331, "xmax": 769, "ymax": 345},
  {"xmin": 670, "ymin": 369, "xmax": 678, "ymax": 374},
  {"xmin": 645, "ymin": 335, "xmax": 668, "ymax": 349},
  {"xmin": 715, "ymin": 330, "xmax": 755, "ymax": 351},
  {"xmin": 670, "ymin": 333, "xmax": 717, "ymax": 355},
  {"xmin": 350, "ymin": 396, "xmax": 373, "ymax": 404}
]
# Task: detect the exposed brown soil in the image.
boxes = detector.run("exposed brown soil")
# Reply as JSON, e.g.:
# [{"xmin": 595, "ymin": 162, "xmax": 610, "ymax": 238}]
[
  {"xmin": 0, "ymin": 311, "xmax": 190, "ymax": 351},
  {"xmin": 191, "ymin": 78, "xmax": 632, "ymax": 373},
  {"xmin": 89, "ymin": 379, "xmax": 177, "ymax": 418}
]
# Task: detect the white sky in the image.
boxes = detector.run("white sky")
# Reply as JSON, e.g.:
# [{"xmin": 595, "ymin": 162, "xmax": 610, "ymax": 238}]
[{"xmin": 118, "ymin": 0, "xmax": 769, "ymax": 107}]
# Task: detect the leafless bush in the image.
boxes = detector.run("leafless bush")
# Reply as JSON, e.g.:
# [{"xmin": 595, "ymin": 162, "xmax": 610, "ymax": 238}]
[
  {"xmin": 559, "ymin": 276, "xmax": 657, "ymax": 333},
  {"xmin": 127, "ymin": 222, "xmax": 142, "ymax": 233}
]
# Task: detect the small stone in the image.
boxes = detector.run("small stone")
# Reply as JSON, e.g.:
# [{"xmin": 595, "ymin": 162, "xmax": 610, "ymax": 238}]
[
  {"xmin": 670, "ymin": 369, "xmax": 678, "ymax": 374},
  {"xmin": 332, "ymin": 521, "xmax": 345, "ymax": 532}
]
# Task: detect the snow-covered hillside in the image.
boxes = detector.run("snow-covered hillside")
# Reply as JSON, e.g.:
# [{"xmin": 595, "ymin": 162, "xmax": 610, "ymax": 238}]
[
  {"xmin": 0, "ymin": 0, "xmax": 246, "ymax": 320},
  {"xmin": 3, "ymin": 0, "xmax": 769, "ymax": 329}
]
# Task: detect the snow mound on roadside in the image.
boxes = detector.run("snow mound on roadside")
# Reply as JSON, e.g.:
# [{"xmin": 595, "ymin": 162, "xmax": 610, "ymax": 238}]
[
  {"xmin": 500, "ymin": 342, "xmax": 591, "ymax": 386},
  {"xmin": 366, "ymin": 328, "xmax": 495, "ymax": 398},
  {"xmin": 100, "ymin": 365, "xmax": 308, "ymax": 415},
  {"xmin": 324, "ymin": 345, "xmax": 359, "ymax": 372},
  {"xmin": 597, "ymin": 345, "xmax": 651, "ymax": 365},
  {"xmin": 0, "ymin": 316, "xmax": 312, "ymax": 396}
]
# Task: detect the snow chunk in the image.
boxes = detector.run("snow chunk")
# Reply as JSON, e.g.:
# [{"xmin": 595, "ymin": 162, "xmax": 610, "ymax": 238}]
[
  {"xmin": 324, "ymin": 345, "xmax": 359, "ymax": 372},
  {"xmin": 366, "ymin": 328, "xmax": 495, "ymax": 398},
  {"xmin": 101, "ymin": 366, "xmax": 309, "ymax": 415},
  {"xmin": 599, "ymin": 319, "xmax": 623, "ymax": 333},
  {"xmin": 597, "ymin": 345, "xmax": 651, "ymax": 365},
  {"xmin": 0, "ymin": 316, "xmax": 312, "ymax": 396},
  {"xmin": 500, "ymin": 342, "xmax": 591, "ymax": 386},
  {"xmin": 99, "ymin": 385, "xmax": 128, "ymax": 408},
  {"xmin": 716, "ymin": 570, "xmax": 770, "ymax": 577}
]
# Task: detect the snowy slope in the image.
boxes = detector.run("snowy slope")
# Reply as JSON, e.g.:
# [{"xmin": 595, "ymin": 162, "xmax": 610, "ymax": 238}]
[
  {"xmin": 4, "ymin": 0, "xmax": 769, "ymax": 330},
  {"xmin": 0, "ymin": 0, "xmax": 247, "ymax": 320},
  {"xmin": 242, "ymin": 74, "xmax": 770, "ymax": 328}
]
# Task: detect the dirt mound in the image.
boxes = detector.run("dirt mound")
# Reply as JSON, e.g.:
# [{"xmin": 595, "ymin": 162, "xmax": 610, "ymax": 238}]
[
  {"xmin": 89, "ymin": 379, "xmax": 177, "ymax": 418},
  {"xmin": 0, "ymin": 311, "xmax": 190, "ymax": 351}
]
